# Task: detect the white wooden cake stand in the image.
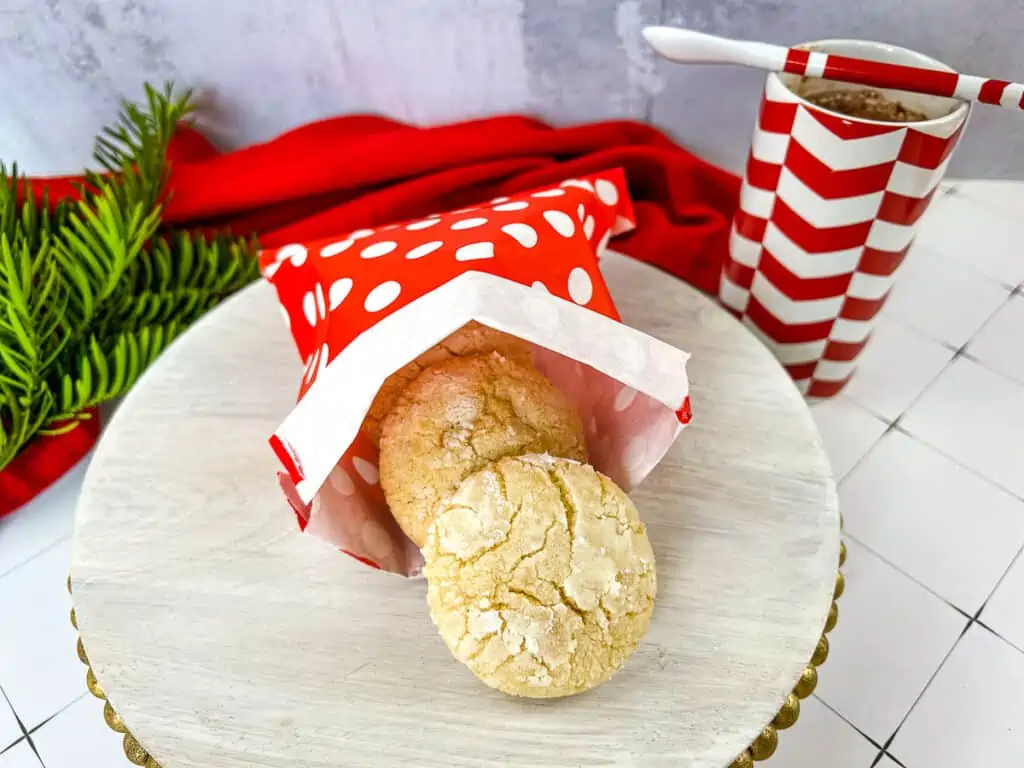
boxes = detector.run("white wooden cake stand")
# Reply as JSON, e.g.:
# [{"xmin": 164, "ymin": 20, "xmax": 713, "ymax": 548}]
[{"xmin": 69, "ymin": 251, "xmax": 842, "ymax": 768}]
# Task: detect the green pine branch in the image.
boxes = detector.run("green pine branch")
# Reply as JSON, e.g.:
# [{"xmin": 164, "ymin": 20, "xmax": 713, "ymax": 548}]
[
  {"xmin": 0, "ymin": 83, "xmax": 259, "ymax": 472},
  {"xmin": 100, "ymin": 231, "xmax": 260, "ymax": 336},
  {"xmin": 51, "ymin": 322, "xmax": 185, "ymax": 421},
  {"xmin": 50, "ymin": 177, "xmax": 163, "ymax": 338},
  {"xmin": 93, "ymin": 82, "xmax": 195, "ymax": 213}
]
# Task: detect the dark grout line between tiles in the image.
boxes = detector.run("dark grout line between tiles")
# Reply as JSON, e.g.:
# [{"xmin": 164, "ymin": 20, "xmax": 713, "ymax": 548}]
[
  {"xmin": 888, "ymin": 420, "xmax": 1024, "ymax": 507},
  {"xmin": 0, "ymin": 687, "xmax": 29, "ymax": 743},
  {"xmin": 0, "ymin": 533, "xmax": 74, "ymax": 581},
  {"xmin": 976, "ymin": 619, "xmax": 1024, "ymax": 655},
  {"xmin": 815, "ymin": 696, "xmax": 886, "ymax": 752},
  {"xmin": 26, "ymin": 692, "xmax": 87, "ymax": 737},
  {"xmin": 841, "ymin": 532, "xmax": 981, "ymax": 624},
  {"xmin": 0, "ymin": 736, "xmax": 25, "ymax": 756},
  {"xmin": 25, "ymin": 732, "xmax": 41, "ymax": 762},
  {"xmin": 881, "ymin": 630, "xmax": 968, "ymax": 763}
]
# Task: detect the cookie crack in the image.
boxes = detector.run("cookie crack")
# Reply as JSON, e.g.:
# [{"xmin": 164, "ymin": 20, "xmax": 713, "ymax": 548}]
[
  {"xmin": 460, "ymin": 616, "xmax": 507, "ymax": 664},
  {"xmin": 545, "ymin": 467, "xmax": 588, "ymax": 617},
  {"xmin": 472, "ymin": 390, "xmax": 542, "ymax": 457},
  {"xmin": 508, "ymin": 587, "xmax": 546, "ymax": 607},
  {"xmin": 444, "ymin": 468, "xmax": 522, "ymax": 568}
]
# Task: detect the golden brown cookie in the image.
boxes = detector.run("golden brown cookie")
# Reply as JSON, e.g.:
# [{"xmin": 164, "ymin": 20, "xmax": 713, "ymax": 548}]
[
  {"xmin": 423, "ymin": 454, "xmax": 656, "ymax": 698},
  {"xmin": 363, "ymin": 321, "xmax": 534, "ymax": 446},
  {"xmin": 379, "ymin": 353, "xmax": 586, "ymax": 547}
]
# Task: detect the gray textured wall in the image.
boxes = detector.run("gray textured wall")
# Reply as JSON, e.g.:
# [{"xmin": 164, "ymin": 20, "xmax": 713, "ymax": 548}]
[{"xmin": 2, "ymin": 0, "xmax": 1022, "ymax": 179}]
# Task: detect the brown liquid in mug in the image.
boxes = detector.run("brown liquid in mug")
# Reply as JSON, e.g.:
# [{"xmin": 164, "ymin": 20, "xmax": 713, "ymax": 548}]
[{"xmin": 796, "ymin": 80, "xmax": 929, "ymax": 123}]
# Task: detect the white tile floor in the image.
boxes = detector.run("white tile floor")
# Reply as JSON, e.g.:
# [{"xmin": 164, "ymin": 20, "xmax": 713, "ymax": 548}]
[{"xmin": 0, "ymin": 181, "xmax": 1022, "ymax": 766}]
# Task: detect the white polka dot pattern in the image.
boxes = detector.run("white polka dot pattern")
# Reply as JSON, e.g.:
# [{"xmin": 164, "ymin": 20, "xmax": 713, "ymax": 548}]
[
  {"xmin": 278, "ymin": 244, "xmax": 308, "ymax": 267},
  {"xmin": 314, "ymin": 283, "xmax": 326, "ymax": 319},
  {"xmin": 561, "ymin": 178, "xmax": 595, "ymax": 193},
  {"xmin": 302, "ymin": 292, "xmax": 317, "ymax": 326},
  {"xmin": 262, "ymin": 242, "xmax": 309, "ymax": 278},
  {"xmin": 493, "ymin": 201, "xmax": 528, "ymax": 212},
  {"xmin": 330, "ymin": 465, "xmax": 355, "ymax": 495},
  {"xmin": 405, "ymin": 241, "xmax": 443, "ymax": 260},
  {"xmin": 353, "ymin": 457, "xmax": 379, "ymax": 485},
  {"xmin": 364, "ymin": 281, "xmax": 402, "ymax": 312},
  {"xmin": 455, "ymin": 242, "xmax": 495, "ymax": 261},
  {"xmin": 274, "ymin": 169, "xmax": 636, "ymax": 394},
  {"xmin": 596, "ymin": 179, "xmax": 619, "ymax": 205},
  {"xmin": 362, "ymin": 521, "xmax": 394, "ymax": 560},
  {"xmin": 543, "ymin": 210, "xmax": 575, "ymax": 237},
  {"xmin": 406, "ymin": 218, "xmax": 440, "ymax": 230},
  {"xmin": 567, "ymin": 267, "xmax": 594, "ymax": 305},
  {"xmin": 614, "ymin": 387, "xmax": 638, "ymax": 412},
  {"xmin": 329, "ymin": 278, "xmax": 353, "ymax": 310},
  {"xmin": 302, "ymin": 346, "xmax": 320, "ymax": 383},
  {"xmin": 321, "ymin": 239, "xmax": 354, "ymax": 257},
  {"xmin": 360, "ymin": 241, "xmax": 397, "ymax": 259},
  {"xmin": 316, "ymin": 342, "xmax": 330, "ymax": 377},
  {"xmin": 500, "ymin": 223, "xmax": 538, "ymax": 248},
  {"xmin": 266, "ymin": 169, "xmax": 674, "ymax": 578},
  {"xmin": 451, "ymin": 217, "xmax": 488, "ymax": 230}
]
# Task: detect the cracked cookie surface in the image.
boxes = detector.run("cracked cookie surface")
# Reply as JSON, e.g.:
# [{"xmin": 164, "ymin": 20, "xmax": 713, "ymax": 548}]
[
  {"xmin": 423, "ymin": 454, "xmax": 656, "ymax": 698},
  {"xmin": 379, "ymin": 353, "xmax": 587, "ymax": 547},
  {"xmin": 364, "ymin": 321, "xmax": 534, "ymax": 446}
]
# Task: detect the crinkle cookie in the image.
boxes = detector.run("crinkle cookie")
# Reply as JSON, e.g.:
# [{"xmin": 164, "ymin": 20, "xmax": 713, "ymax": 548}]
[
  {"xmin": 423, "ymin": 454, "xmax": 656, "ymax": 698},
  {"xmin": 379, "ymin": 353, "xmax": 586, "ymax": 548},
  {"xmin": 363, "ymin": 321, "xmax": 533, "ymax": 446}
]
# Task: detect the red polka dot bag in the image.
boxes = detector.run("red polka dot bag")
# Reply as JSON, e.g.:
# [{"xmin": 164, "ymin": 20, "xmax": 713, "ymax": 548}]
[{"xmin": 262, "ymin": 169, "xmax": 693, "ymax": 576}]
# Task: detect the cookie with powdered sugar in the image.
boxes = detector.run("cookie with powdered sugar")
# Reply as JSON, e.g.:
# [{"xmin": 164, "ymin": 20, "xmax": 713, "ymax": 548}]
[{"xmin": 423, "ymin": 454, "xmax": 656, "ymax": 698}]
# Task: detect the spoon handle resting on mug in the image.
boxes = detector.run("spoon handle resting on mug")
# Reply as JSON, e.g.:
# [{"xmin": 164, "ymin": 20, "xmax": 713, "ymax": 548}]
[{"xmin": 642, "ymin": 26, "xmax": 1024, "ymax": 110}]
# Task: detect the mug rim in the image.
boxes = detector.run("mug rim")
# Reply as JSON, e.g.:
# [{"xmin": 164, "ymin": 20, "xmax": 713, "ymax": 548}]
[{"xmin": 769, "ymin": 37, "xmax": 971, "ymax": 128}]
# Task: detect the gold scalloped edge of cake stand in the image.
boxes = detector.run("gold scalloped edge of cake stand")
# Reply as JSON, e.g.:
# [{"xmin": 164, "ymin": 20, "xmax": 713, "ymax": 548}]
[
  {"xmin": 68, "ymin": 537, "xmax": 846, "ymax": 768},
  {"xmin": 727, "ymin": 537, "xmax": 846, "ymax": 767},
  {"xmin": 68, "ymin": 575, "xmax": 161, "ymax": 767}
]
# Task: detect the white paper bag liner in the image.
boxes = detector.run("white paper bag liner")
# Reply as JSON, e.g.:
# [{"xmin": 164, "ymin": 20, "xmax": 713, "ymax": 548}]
[
  {"xmin": 272, "ymin": 271, "xmax": 691, "ymax": 576},
  {"xmin": 274, "ymin": 269, "xmax": 690, "ymax": 499}
]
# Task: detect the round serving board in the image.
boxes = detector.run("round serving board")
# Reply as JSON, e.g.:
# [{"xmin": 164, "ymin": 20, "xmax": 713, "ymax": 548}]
[{"xmin": 71, "ymin": 251, "xmax": 840, "ymax": 768}]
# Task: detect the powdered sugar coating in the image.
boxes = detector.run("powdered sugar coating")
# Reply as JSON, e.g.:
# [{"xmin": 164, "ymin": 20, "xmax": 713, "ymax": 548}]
[{"xmin": 424, "ymin": 455, "xmax": 656, "ymax": 698}]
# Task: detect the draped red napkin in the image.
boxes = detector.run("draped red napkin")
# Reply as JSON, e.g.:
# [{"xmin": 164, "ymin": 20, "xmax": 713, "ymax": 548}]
[{"xmin": 1, "ymin": 114, "xmax": 739, "ymax": 516}]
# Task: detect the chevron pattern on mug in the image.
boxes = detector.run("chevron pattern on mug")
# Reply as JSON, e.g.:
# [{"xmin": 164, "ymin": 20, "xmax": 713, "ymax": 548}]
[{"xmin": 721, "ymin": 53, "xmax": 970, "ymax": 399}]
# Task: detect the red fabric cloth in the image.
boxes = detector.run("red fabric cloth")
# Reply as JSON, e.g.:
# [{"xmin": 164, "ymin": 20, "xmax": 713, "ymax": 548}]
[
  {"xmin": 4, "ymin": 114, "xmax": 739, "ymax": 516},
  {"xmin": 0, "ymin": 409, "xmax": 100, "ymax": 516}
]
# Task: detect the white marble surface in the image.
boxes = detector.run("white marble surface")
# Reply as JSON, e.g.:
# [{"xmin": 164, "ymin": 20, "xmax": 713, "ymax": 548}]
[
  {"xmin": 3, "ymin": 1, "xmax": 1024, "ymax": 178},
  {"xmin": 2, "ymin": 181, "xmax": 1024, "ymax": 766}
]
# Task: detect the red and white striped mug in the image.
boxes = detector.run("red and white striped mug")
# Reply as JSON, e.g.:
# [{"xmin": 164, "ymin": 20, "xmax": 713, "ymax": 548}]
[{"xmin": 720, "ymin": 39, "xmax": 970, "ymax": 398}]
